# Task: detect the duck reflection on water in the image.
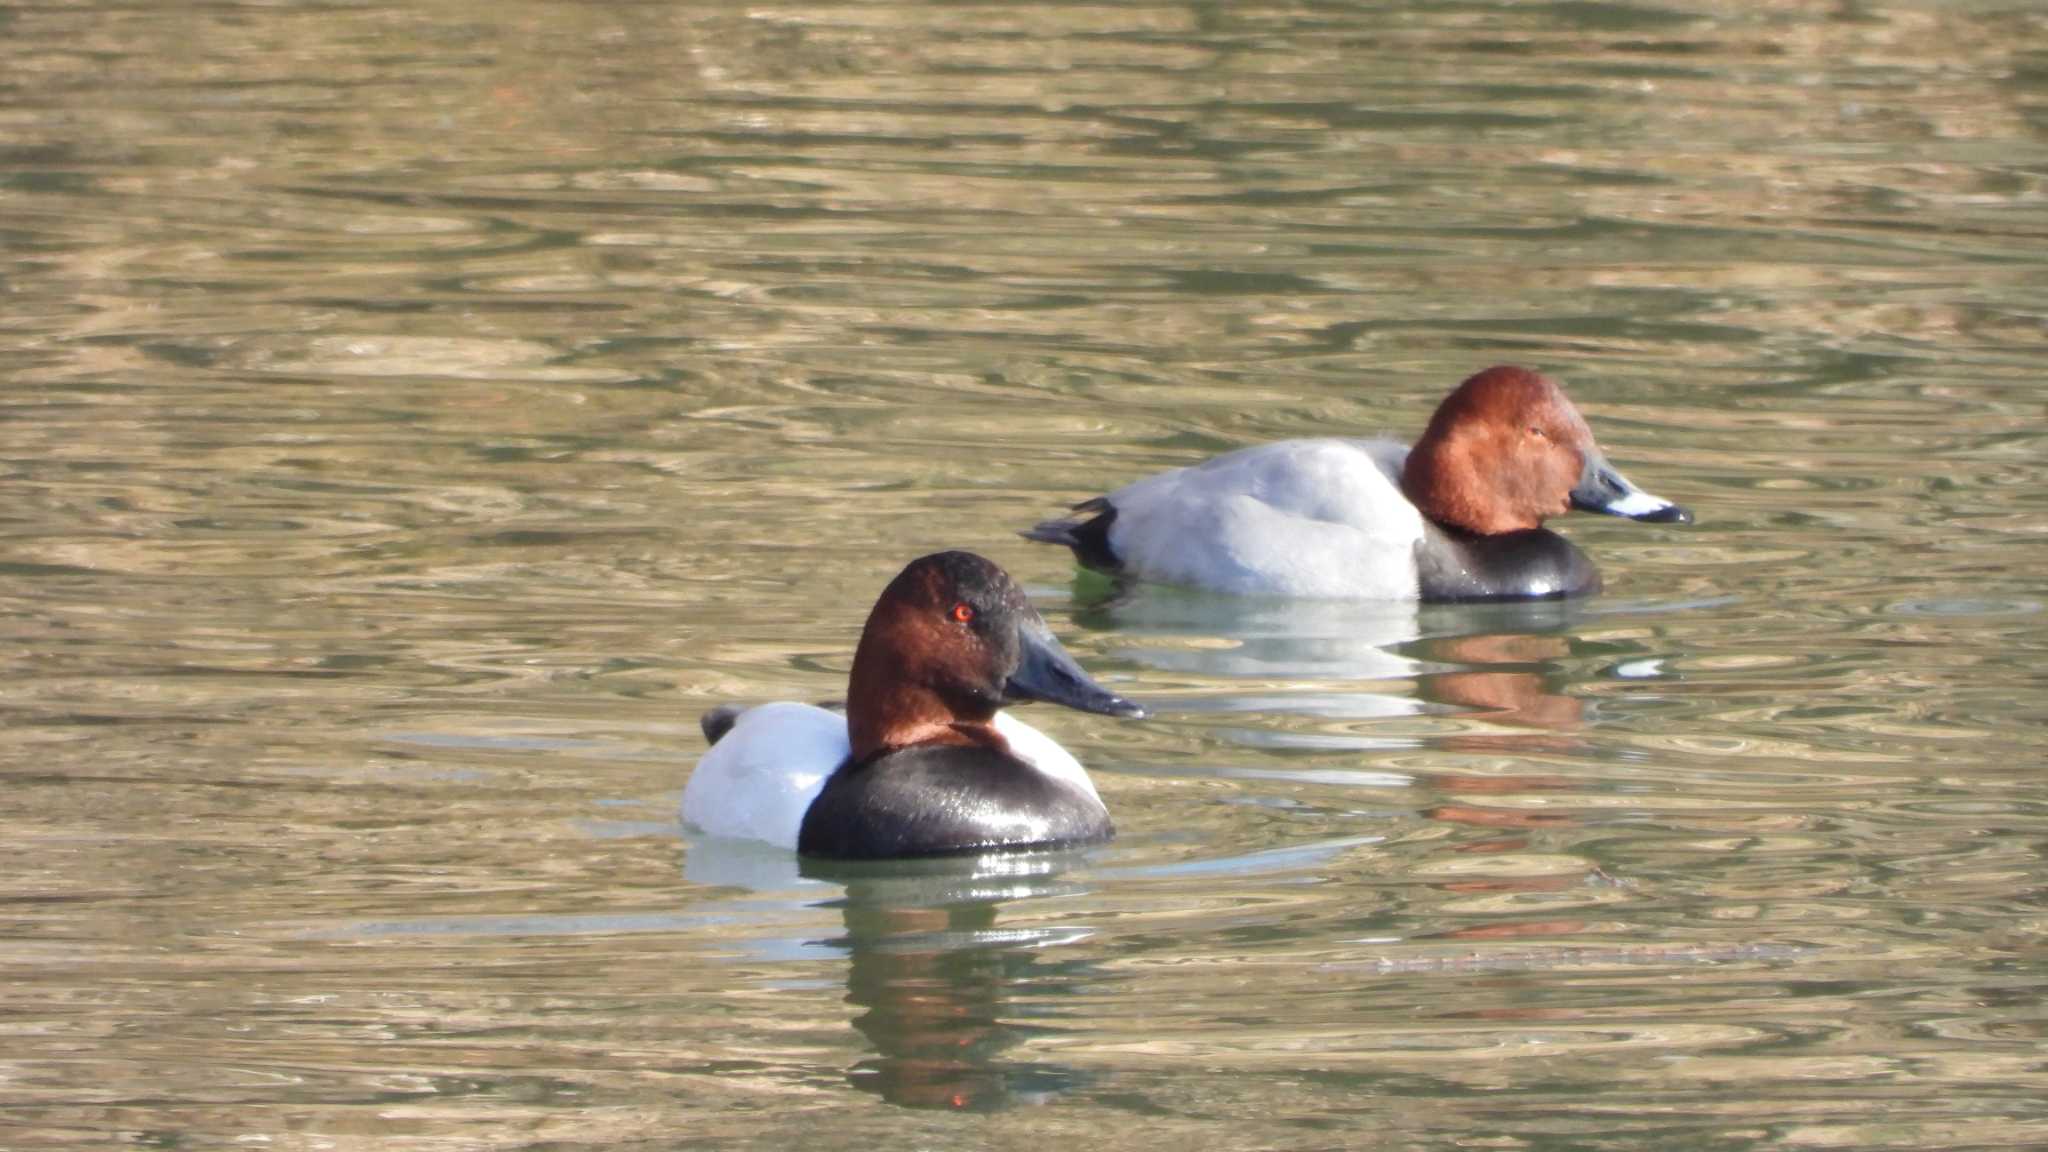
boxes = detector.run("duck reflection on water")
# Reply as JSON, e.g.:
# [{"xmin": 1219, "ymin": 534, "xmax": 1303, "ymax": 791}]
[
  {"xmin": 1064, "ymin": 576, "xmax": 1610, "ymax": 737},
  {"xmin": 801, "ymin": 849, "xmax": 1098, "ymax": 1112},
  {"xmin": 1063, "ymin": 577, "xmax": 1659, "ymax": 877},
  {"xmin": 676, "ymin": 583, "xmax": 1689, "ymax": 1113}
]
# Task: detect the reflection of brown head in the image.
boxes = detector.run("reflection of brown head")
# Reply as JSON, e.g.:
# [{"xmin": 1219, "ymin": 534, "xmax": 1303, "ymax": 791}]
[
  {"xmin": 1421, "ymin": 629, "xmax": 1585, "ymax": 752},
  {"xmin": 1402, "ymin": 366, "xmax": 1597, "ymax": 534},
  {"xmin": 1433, "ymin": 671, "xmax": 1583, "ymax": 731},
  {"xmin": 1435, "ymin": 631, "xmax": 1571, "ymax": 667}
]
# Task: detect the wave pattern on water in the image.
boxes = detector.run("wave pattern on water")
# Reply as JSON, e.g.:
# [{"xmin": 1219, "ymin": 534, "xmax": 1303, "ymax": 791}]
[{"xmin": 4, "ymin": 0, "xmax": 2048, "ymax": 1147}]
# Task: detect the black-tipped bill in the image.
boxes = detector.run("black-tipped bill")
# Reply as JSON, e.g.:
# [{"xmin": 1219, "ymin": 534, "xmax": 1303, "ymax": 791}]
[
  {"xmin": 1004, "ymin": 617, "xmax": 1145, "ymax": 719},
  {"xmin": 1570, "ymin": 454, "xmax": 1693, "ymax": 525}
]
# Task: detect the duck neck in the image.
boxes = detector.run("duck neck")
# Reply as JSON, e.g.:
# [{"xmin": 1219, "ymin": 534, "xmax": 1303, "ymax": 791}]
[
  {"xmin": 844, "ymin": 626, "xmax": 1006, "ymax": 764},
  {"xmin": 845, "ymin": 684, "xmax": 1002, "ymax": 764},
  {"xmin": 1403, "ymin": 433, "xmax": 1539, "ymax": 535}
]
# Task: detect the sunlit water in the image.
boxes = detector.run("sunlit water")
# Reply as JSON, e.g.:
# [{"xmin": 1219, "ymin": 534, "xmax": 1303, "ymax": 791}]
[{"xmin": 4, "ymin": 1, "xmax": 2048, "ymax": 1148}]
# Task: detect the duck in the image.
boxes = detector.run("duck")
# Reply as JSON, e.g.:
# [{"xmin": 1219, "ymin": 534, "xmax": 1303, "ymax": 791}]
[
  {"xmin": 682, "ymin": 550, "xmax": 1144, "ymax": 860},
  {"xmin": 1024, "ymin": 365, "xmax": 1691, "ymax": 601}
]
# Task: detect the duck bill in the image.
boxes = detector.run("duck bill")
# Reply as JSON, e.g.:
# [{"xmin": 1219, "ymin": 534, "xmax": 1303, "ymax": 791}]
[
  {"xmin": 1570, "ymin": 451, "xmax": 1692, "ymax": 525},
  {"xmin": 1004, "ymin": 618, "xmax": 1146, "ymax": 719}
]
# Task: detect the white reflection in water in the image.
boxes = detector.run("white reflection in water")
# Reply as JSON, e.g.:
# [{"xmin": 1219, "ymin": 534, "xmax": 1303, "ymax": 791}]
[{"xmin": 1070, "ymin": 580, "xmax": 1427, "ymax": 684}]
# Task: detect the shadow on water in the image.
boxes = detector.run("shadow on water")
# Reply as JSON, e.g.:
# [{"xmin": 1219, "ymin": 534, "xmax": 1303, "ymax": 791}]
[{"xmin": 799, "ymin": 851, "xmax": 1097, "ymax": 1113}]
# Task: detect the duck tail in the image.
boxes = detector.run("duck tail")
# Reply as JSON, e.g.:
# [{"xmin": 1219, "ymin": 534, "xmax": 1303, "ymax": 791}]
[
  {"xmin": 699, "ymin": 703, "xmax": 748, "ymax": 746},
  {"xmin": 1020, "ymin": 497, "xmax": 1122, "ymax": 572}
]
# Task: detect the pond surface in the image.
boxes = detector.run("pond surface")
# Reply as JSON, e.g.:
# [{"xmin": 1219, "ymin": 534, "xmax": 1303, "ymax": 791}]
[{"xmin": 4, "ymin": 1, "xmax": 2048, "ymax": 1148}]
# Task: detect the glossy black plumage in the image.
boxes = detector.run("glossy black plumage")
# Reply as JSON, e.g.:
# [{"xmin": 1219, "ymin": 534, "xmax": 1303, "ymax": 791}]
[
  {"xmin": 798, "ymin": 743, "xmax": 1113, "ymax": 860},
  {"xmin": 1414, "ymin": 524, "xmax": 1600, "ymax": 602}
]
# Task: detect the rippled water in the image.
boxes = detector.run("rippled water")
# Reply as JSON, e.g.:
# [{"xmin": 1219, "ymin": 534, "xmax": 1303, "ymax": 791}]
[{"xmin": 5, "ymin": 1, "xmax": 2048, "ymax": 1148}]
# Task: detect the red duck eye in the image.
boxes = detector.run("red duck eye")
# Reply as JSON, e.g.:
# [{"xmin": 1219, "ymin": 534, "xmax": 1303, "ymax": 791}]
[{"xmin": 952, "ymin": 602, "xmax": 975, "ymax": 624}]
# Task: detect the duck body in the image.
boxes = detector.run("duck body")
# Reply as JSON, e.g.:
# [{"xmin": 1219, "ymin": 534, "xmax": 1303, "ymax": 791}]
[
  {"xmin": 682, "ymin": 704, "xmax": 1110, "ymax": 858},
  {"xmin": 682, "ymin": 552, "xmax": 1139, "ymax": 861},
  {"xmin": 798, "ymin": 714, "xmax": 1110, "ymax": 859},
  {"xmin": 1092, "ymin": 438, "xmax": 1425, "ymax": 598},
  {"xmin": 1027, "ymin": 366, "xmax": 1688, "ymax": 602}
]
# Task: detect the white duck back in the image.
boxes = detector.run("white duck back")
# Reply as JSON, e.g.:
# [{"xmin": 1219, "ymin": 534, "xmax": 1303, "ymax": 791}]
[
  {"xmin": 681, "ymin": 702, "xmax": 847, "ymax": 849},
  {"xmin": 1105, "ymin": 438, "xmax": 1427, "ymax": 599}
]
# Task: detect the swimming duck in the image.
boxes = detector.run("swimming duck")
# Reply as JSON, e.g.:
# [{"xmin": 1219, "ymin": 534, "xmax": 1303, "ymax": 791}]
[
  {"xmin": 1025, "ymin": 366, "xmax": 1690, "ymax": 601},
  {"xmin": 682, "ymin": 551, "xmax": 1143, "ymax": 860}
]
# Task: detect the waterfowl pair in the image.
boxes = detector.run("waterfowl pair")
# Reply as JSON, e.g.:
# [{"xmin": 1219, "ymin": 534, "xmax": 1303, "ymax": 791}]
[{"xmin": 687, "ymin": 367, "xmax": 1692, "ymax": 859}]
